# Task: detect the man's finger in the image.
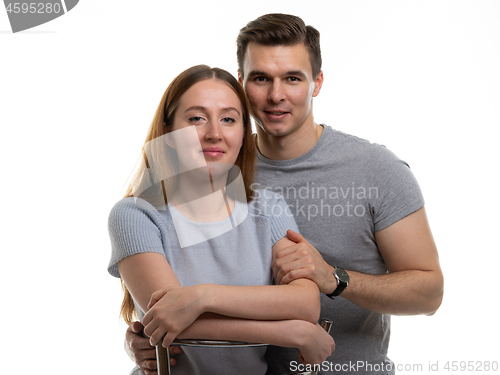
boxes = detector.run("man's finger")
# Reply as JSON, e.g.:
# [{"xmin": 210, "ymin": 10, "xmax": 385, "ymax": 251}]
[
  {"xmin": 135, "ymin": 348, "xmax": 157, "ymax": 362},
  {"xmin": 281, "ymin": 268, "xmax": 310, "ymax": 285},
  {"xmin": 142, "ymin": 358, "xmax": 158, "ymax": 371},
  {"xmin": 286, "ymin": 229, "xmax": 305, "ymax": 243},
  {"xmin": 273, "ymin": 251, "xmax": 304, "ymax": 269},
  {"xmin": 132, "ymin": 337, "xmax": 156, "ymax": 351},
  {"xmin": 169, "ymin": 346, "xmax": 183, "ymax": 355},
  {"xmin": 274, "ymin": 259, "xmax": 307, "ymax": 285},
  {"xmin": 273, "ymin": 242, "xmax": 302, "ymax": 262},
  {"xmin": 128, "ymin": 321, "xmax": 144, "ymax": 334},
  {"xmin": 273, "ymin": 252, "xmax": 310, "ymax": 276}
]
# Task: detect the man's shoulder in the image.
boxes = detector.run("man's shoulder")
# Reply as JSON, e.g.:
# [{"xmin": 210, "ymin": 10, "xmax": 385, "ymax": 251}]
[{"xmin": 321, "ymin": 126, "xmax": 399, "ymax": 165}]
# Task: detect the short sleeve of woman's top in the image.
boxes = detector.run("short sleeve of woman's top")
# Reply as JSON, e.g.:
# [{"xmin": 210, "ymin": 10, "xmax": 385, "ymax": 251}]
[
  {"xmin": 108, "ymin": 193, "xmax": 299, "ymax": 278},
  {"xmin": 107, "ymin": 197, "xmax": 166, "ymax": 278},
  {"xmin": 249, "ymin": 189, "xmax": 299, "ymax": 245}
]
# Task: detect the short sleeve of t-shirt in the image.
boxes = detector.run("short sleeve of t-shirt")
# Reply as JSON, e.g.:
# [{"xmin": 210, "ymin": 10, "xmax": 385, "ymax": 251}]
[
  {"xmin": 365, "ymin": 145, "xmax": 425, "ymax": 232},
  {"xmin": 107, "ymin": 198, "xmax": 165, "ymax": 278},
  {"xmin": 249, "ymin": 190, "xmax": 300, "ymax": 244},
  {"xmin": 108, "ymin": 193, "xmax": 299, "ymax": 278},
  {"xmin": 270, "ymin": 193, "xmax": 300, "ymax": 244}
]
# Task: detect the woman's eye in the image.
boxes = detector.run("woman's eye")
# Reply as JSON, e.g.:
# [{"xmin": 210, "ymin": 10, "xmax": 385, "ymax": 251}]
[
  {"xmin": 188, "ymin": 116, "xmax": 203, "ymax": 123},
  {"xmin": 221, "ymin": 117, "xmax": 235, "ymax": 124}
]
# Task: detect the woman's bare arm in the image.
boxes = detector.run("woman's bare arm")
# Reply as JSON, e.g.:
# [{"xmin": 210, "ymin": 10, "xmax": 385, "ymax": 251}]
[{"xmin": 118, "ymin": 236, "xmax": 320, "ymax": 348}]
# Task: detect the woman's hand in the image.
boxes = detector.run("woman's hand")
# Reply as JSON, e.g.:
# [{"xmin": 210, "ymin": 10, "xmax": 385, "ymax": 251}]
[
  {"xmin": 142, "ymin": 285, "xmax": 206, "ymax": 348},
  {"xmin": 296, "ymin": 322, "xmax": 335, "ymax": 365}
]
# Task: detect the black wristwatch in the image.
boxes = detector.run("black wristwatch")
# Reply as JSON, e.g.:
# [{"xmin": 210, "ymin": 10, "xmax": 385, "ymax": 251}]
[{"xmin": 326, "ymin": 266, "xmax": 349, "ymax": 299}]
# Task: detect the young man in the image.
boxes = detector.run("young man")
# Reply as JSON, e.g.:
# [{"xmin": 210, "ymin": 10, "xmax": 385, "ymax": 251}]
[{"xmin": 125, "ymin": 13, "xmax": 443, "ymax": 375}]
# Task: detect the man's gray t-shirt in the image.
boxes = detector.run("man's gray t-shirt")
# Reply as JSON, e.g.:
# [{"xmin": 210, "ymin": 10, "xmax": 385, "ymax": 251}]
[{"xmin": 257, "ymin": 125, "xmax": 424, "ymax": 375}]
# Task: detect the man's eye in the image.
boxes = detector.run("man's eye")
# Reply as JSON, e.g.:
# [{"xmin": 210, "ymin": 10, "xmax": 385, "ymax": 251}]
[
  {"xmin": 288, "ymin": 76, "xmax": 300, "ymax": 82},
  {"xmin": 254, "ymin": 76, "xmax": 267, "ymax": 82}
]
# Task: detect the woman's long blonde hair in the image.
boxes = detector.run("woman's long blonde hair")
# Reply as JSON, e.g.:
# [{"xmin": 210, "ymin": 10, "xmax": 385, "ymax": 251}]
[{"xmin": 120, "ymin": 65, "xmax": 256, "ymax": 324}]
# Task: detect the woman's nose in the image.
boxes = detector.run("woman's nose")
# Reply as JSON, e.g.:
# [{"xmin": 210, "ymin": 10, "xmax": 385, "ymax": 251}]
[{"xmin": 204, "ymin": 120, "xmax": 221, "ymax": 140}]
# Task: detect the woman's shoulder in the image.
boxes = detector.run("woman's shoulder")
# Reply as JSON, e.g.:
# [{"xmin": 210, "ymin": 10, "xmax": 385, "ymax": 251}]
[
  {"xmin": 107, "ymin": 197, "xmax": 170, "ymax": 278},
  {"xmin": 108, "ymin": 196, "xmax": 170, "ymax": 228},
  {"xmin": 109, "ymin": 196, "xmax": 147, "ymax": 219}
]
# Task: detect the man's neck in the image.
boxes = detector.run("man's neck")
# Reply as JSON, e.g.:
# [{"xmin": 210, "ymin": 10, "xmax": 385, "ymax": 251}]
[{"xmin": 256, "ymin": 122, "xmax": 324, "ymax": 161}]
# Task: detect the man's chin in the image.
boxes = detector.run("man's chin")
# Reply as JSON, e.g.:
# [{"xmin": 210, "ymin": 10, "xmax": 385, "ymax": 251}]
[{"xmin": 255, "ymin": 119, "xmax": 291, "ymax": 138}]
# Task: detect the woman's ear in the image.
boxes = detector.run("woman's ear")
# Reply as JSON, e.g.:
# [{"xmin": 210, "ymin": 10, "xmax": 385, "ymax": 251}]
[{"xmin": 164, "ymin": 124, "xmax": 176, "ymax": 149}]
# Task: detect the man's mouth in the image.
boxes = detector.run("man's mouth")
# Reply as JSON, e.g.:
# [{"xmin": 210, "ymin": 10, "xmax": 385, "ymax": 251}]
[{"xmin": 263, "ymin": 110, "xmax": 290, "ymax": 120}]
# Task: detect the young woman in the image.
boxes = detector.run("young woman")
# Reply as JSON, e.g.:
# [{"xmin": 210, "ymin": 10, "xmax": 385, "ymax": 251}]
[{"xmin": 108, "ymin": 65, "xmax": 334, "ymax": 374}]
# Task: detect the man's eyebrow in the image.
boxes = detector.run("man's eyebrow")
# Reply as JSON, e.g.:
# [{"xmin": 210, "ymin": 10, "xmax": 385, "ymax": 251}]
[
  {"xmin": 247, "ymin": 70, "xmax": 308, "ymax": 78},
  {"xmin": 285, "ymin": 70, "xmax": 308, "ymax": 79},
  {"xmin": 247, "ymin": 70, "xmax": 268, "ymax": 77}
]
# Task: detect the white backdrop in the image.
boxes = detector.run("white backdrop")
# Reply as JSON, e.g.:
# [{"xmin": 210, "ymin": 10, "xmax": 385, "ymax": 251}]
[{"xmin": 1, "ymin": 1, "xmax": 499, "ymax": 373}]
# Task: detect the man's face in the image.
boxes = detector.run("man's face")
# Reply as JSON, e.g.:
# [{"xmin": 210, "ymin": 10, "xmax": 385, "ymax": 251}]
[{"xmin": 239, "ymin": 42, "xmax": 323, "ymax": 139}]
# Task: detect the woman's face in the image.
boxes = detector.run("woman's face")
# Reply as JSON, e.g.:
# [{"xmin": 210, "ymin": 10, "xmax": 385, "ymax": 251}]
[{"xmin": 170, "ymin": 78, "xmax": 245, "ymax": 172}]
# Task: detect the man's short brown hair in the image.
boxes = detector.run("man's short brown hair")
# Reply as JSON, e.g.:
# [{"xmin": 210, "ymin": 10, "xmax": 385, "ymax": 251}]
[{"xmin": 236, "ymin": 13, "xmax": 322, "ymax": 79}]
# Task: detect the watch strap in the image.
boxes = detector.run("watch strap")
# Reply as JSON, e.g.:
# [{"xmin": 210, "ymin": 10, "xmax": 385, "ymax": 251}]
[{"xmin": 326, "ymin": 266, "xmax": 349, "ymax": 299}]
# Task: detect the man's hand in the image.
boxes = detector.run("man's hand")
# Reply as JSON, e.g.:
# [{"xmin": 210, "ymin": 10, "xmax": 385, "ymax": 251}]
[
  {"xmin": 125, "ymin": 321, "xmax": 182, "ymax": 375},
  {"xmin": 272, "ymin": 230, "xmax": 336, "ymax": 294}
]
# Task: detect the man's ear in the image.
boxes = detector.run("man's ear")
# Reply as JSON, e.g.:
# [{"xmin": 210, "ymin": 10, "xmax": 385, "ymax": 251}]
[
  {"xmin": 312, "ymin": 70, "xmax": 324, "ymax": 97},
  {"xmin": 237, "ymin": 70, "xmax": 244, "ymax": 85}
]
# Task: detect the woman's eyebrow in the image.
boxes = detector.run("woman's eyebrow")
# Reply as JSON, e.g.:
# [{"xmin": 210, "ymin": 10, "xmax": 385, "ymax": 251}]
[
  {"xmin": 221, "ymin": 107, "xmax": 241, "ymax": 116},
  {"xmin": 184, "ymin": 106, "xmax": 207, "ymax": 113},
  {"xmin": 184, "ymin": 106, "xmax": 240, "ymax": 115}
]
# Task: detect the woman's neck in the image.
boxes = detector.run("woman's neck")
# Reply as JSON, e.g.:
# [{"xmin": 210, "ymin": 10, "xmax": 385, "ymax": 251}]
[{"xmin": 169, "ymin": 167, "xmax": 234, "ymax": 222}]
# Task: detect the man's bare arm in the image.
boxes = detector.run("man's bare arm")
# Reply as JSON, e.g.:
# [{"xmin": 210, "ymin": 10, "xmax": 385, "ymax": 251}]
[
  {"xmin": 274, "ymin": 207, "xmax": 444, "ymax": 316},
  {"xmin": 342, "ymin": 207, "xmax": 443, "ymax": 315}
]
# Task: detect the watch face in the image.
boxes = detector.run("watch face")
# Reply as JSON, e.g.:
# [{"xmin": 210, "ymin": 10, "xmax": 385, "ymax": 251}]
[{"xmin": 337, "ymin": 268, "xmax": 350, "ymax": 283}]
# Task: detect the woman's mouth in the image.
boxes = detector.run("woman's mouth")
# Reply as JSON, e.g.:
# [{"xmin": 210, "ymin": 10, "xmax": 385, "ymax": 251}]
[{"xmin": 202, "ymin": 147, "xmax": 224, "ymax": 158}]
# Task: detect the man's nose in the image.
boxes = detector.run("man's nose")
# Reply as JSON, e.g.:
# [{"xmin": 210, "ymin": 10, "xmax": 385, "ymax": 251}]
[{"xmin": 268, "ymin": 79, "xmax": 285, "ymax": 103}]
